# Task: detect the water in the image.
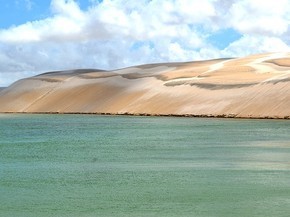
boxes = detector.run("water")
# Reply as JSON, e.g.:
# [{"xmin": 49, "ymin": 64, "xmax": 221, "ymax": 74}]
[{"xmin": 1, "ymin": 114, "xmax": 290, "ymax": 217}]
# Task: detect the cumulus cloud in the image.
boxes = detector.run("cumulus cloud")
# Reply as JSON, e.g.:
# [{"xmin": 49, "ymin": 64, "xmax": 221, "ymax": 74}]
[
  {"xmin": 0, "ymin": 0, "xmax": 290, "ymax": 86},
  {"xmin": 228, "ymin": 0, "xmax": 290, "ymax": 36},
  {"xmin": 222, "ymin": 35, "xmax": 290, "ymax": 57}
]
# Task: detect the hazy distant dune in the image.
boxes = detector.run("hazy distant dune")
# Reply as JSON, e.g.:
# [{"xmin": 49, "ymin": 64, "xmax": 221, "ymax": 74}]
[{"xmin": 1, "ymin": 52, "xmax": 290, "ymax": 119}]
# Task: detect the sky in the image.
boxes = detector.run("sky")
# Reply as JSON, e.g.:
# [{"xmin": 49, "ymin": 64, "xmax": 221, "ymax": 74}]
[{"xmin": 0, "ymin": 0, "xmax": 290, "ymax": 86}]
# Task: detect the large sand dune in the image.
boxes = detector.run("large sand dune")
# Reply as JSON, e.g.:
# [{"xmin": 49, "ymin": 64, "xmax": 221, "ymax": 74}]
[{"xmin": 1, "ymin": 52, "xmax": 290, "ymax": 118}]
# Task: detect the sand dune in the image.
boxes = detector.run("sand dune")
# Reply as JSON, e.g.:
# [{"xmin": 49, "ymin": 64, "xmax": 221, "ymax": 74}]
[{"xmin": 1, "ymin": 52, "xmax": 290, "ymax": 119}]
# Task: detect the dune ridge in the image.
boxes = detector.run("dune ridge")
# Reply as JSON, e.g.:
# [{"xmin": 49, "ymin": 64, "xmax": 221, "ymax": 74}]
[{"xmin": 1, "ymin": 52, "xmax": 290, "ymax": 119}]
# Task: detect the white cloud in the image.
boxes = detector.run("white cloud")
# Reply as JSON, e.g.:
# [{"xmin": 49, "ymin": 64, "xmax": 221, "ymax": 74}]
[
  {"xmin": 0, "ymin": 0, "xmax": 86, "ymax": 43},
  {"xmin": 222, "ymin": 35, "xmax": 290, "ymax": 57},
  {"xmin": 228, "ymin": 0, "xmax": 290, "ymax": 36},
  {"xmin": 0, "ymin": 0, "xmax": 290, "ymax": 86}
]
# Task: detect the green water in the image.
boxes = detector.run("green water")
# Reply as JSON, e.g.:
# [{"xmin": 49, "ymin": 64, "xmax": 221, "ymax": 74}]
[{"xmin": 1, "ymin": 114, "xmax": 290, "ymax": 217}]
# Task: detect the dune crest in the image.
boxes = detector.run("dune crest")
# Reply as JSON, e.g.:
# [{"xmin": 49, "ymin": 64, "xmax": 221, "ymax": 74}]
[{"xmin": 1, "ymin": 53, "xmax": 290, "ymax": 119}]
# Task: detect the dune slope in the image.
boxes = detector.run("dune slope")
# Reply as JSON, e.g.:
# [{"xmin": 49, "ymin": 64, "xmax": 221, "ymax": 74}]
[{"xmin": 1, "ymin": 53, "xmax": 290, "ymax": 118}]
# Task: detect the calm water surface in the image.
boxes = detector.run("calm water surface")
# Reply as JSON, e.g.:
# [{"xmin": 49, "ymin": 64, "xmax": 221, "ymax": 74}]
[{"xmin": 1, "ymin": 114, "xmax": 290, "ymax": 217}]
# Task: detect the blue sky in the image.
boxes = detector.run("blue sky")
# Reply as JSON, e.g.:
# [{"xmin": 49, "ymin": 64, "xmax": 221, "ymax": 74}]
[
  {"xmin": 0, "ymin": 0, "xmax": 289, "ymax": 86},
  {"xmin": 0, "ymin": 0, "xmax": 49, "ymax": 28},
  {"xmin": 0, "ymin": 0, "xmax": 96, "ymax": 28}
]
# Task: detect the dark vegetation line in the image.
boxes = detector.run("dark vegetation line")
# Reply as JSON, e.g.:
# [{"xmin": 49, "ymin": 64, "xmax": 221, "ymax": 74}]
[{"xmin": 0, "ymin": 111, "xmax": 289, "ymax": 120}]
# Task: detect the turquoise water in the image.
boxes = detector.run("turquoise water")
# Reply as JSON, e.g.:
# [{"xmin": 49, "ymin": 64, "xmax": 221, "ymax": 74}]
[{"xmin": 1, "ymin": 114, "xmax": 290, "ymax": 217}]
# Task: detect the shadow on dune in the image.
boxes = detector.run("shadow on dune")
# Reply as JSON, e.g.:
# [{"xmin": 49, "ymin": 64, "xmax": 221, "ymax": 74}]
[
  {"xmin": 37, "ymin": 69, "xmax": 105, "ymax": 77},
  {"xmin": 265, "ymin": 58, "xmax": 290, "ymax": 67},
  {"xmin": 164, "ymin": 81, "xmax": 259, "ymax": 90}
]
